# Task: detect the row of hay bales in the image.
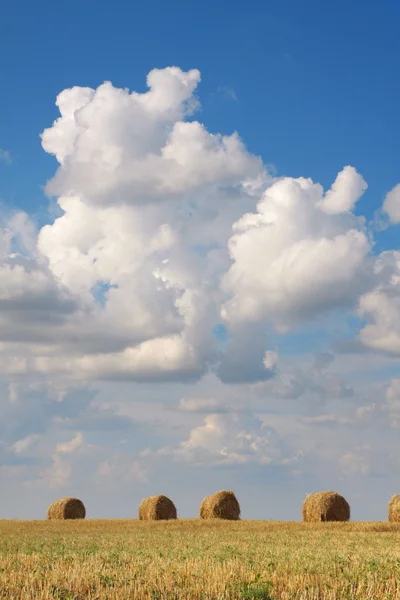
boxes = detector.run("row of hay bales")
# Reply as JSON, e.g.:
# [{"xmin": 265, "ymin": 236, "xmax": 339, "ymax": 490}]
[
  {"xmin": 46, "ymin": 490, "xmax": 400, "ymax": 522},
  {"xmin": 47, "ymin": 490, "xmax": 240, "ymax": 521}
]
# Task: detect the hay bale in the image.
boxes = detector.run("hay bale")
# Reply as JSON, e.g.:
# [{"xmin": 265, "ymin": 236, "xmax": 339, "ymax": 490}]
[
  {"xmin": 199, "ymin": 490, "xmax": 240, "ymax": 520},
  {"xmin": 47, "ymin": 497, "xmax": 86, "ymax": 520},
  {"xmin": 388, "ymin": 495, "xmax": 400, "ymax": 521},
  {"xmin": 302, "ymin": 491, "xmax": 350, "ymax": 522},
  {"xmin": 138, "ymin": 495, "xmax": 177, "ymax": 520}
]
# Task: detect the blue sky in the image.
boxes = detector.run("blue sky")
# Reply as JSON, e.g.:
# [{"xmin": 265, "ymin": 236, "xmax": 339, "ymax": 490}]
[
  {"xmin": 1, "ymin": 0, "xmax": 399, "ymax": 220},
  {"xmin": 0, "ymin": 0, "xmax": 400, "ymax": 520}
]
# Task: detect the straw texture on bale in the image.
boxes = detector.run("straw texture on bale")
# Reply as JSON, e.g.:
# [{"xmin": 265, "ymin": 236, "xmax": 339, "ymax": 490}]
[
  {"xmin": 302, "ymin": 491, "xmax": 350, "ymax": 522},
  {"xmin": 199, "ymin": 490, "xmax": 240, "ymax": 520},
  {"xmin": 388, "ymin": 495, "xmax": 400, "ymax": 522},
  {"xmin": 138, "ymin": 495, "xmax": 177, "ymax": 520},
  {"xmin": 47, "ymin": 497, "xmax": 86, "ymax": 520}
]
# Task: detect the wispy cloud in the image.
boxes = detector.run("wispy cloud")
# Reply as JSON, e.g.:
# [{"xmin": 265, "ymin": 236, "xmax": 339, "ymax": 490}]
[
  {"xmin": 56, "ymin": 432, "xmax": 83, "ymax": 454},
  {"xmin": 0, "ymin": 148, "xmax": 11, "ymax": 165},
  {"xmin": 217, "ymin": 86, "xmax": 237, "ymax": 101}
]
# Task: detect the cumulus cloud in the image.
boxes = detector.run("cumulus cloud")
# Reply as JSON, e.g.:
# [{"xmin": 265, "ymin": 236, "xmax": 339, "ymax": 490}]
[
  {"xmin": 0, "ymin": 64, "xmax": 397, "ymax": 392},
  {"xmin": 148, "ymin": 412, "xmax": 300, "ymax": 468},
  {"xmin": 318, "ymin": 166, "xmax": 367, "ymax": 214},
  {"xmin": 32, "ymin": 335, "xmax": 204, "ymax": 382},
  {"xmin": 20, "ymin": 67, "xmax": 266, "ymax": 381},
  {"xmin": 216, "ymin": 323, "xmax": 276, "ymax": 383},
  {"xmin": 0, "ymin": 353, "xmax": 399, "ymax": 518},
  {"xmin": 221, "ymin": 172, "xmax": 371, "ymax": 331},
  {"xmin": 383, "ymin": 184, "xmax": 400, "ymax": 224},
  {"xmin": 252, "ymin": 351, "xmax": 353, "ymax": 403},
  {"xmin": 357, "ymin": 252, "xmax": 400, "ymax": 354},
  {"xmin": 42, "ymin": 68, "xmax": 261, "ymax": 205},
  {"xmin": 358, "ymin": 290, "xmax": 400, "ymax": 354}
]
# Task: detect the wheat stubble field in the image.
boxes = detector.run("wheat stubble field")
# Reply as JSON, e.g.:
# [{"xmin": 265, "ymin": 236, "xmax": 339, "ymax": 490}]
[{"xmin": 1, "ymin": 519, "xmax": 400, "ymax": 600}]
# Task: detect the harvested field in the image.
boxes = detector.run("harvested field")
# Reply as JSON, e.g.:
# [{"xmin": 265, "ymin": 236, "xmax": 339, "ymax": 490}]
[{"xmin": 1, "ymin": 519, "xmax": 400, "ymax": 599}]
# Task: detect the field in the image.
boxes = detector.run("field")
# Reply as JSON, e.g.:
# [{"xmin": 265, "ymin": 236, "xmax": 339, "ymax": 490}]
[{"xmin": 1, "ymin": 519, "xmax": 400, "ymax": 599}]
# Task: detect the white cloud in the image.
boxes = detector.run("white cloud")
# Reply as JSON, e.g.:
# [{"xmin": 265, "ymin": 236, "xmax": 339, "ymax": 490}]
[
  {"xmin": 8, "ymin": 382, "xmax": 18, "ymax": 403},
  {"xmin": 42, "ymin": 454, "xmax": 72, "ymax": 488},
  {"xmin": 340, "ymin": 449, "xmax": 371, "ymax": 476},
  {"xmin": 217, "ymin": 86, "xmax": 237, "ymax": 101},
  {"xmin": 129, "ymin": 460, "xmax": 148, "ymax": 482},
  {"xmin": 26, "ymin": 67, "xmax": 267, "ymax": 381},
  {"xmin": 217, "ymin": 323, "xmax": 276, "ymax": 383},
  {"xmin": 0, "ymin": 352, "xmax": 399, "ymax": 519},
  {"xmin": 0, "ymin": 148, "xmax": 11, "ymax": 165},
  {"xmin": 42, "ymin": 68, "xmax": 261, "ymax": 206},
  {"xmin": 97, "ymin": 460, "xmax": 113, "ymax": 476},
  {"xmin": 37, "ymin": 432, "xmax": 88, "ymax": 488},
  {"xmin": 178, "ymin": 397, "xmax": 223, "ymax": 412},
  {"xmin": 12, "ymin": 433, "xmax": 40, "ymax": 454},
  {"xmin": 31, "ymin": 335, "xmax": 203, "ymax": 381},
  {"xmin": 252, "ymin": 351, "xmax": 354, "ymax": 403},
  {"xmin": 0, "ymin": 66, "xmax": 396, "ymax": 392},
  {"xmin": 56, "ymin": 432, "xmax": 83, "ymax": 454},
  {"xmin": 150, "ymin": 412, "xmax": 299, "ymax": 467},
  {"xmin": 96, "ymin": 458, "xmax": 147, "ymax": 482},
  {"xmin": 358, "ymin": 291, "xmax": 400, "ymax": 354},
  {"xmin": 358, "ymin": 254, "xmax": 400, "ymax": 354},
  {"xmin": 0, "ymin": 64, "xmax": 397, "ymax": 400},
  {"xmin": 383, "ymin": 184, "xmax": 400, "ymax": 224},
  {"xmin": 221, "ymin": 171, "xmax": 371, "ymax": 332},
  {"xmin": 263, "ymin": 350, "xmax": 278, "ymax": 370},
  {"xmin": 385, "ymin": 379, "xmax": 400, "ymax": 427},
  {"xmin": 318, "ymin": 166, "xmax": 367, "ymax": 214}
]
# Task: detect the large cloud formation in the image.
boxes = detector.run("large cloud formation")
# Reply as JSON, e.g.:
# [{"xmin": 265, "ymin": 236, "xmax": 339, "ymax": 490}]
[
  {"xmin": 221, "ymin": 169, "xmax": 371, "ymax": 331},
  {"xmin": 41, "ymin": 68, "xmax": 262, "ymax": 205},
  {"xmin": 0, "ymin": 66, "xmax": 399, "ymax": 389}
]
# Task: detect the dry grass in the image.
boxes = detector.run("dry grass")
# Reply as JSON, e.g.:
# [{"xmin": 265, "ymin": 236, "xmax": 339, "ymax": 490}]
[
  {"xmin": 302, "ymin": 491, "xmax": 350, "ymax": 522},
  {"xmin": 138, "ymin": 495, "xmax": 177, "ymax": 520},
  {"xmin": 389, "ymin": 495, "xmax": 400, "ymax": 522},
  {"xmin": 199, "ymin": 490, "xmax": 240, "ymax": 520},
  {"xmin": 1, "ymin": 519, "xmax": 400, "ymax": 599},
  {"xmin": 47, "ymin": 498, "xmax": 86, "ymax": 520}
]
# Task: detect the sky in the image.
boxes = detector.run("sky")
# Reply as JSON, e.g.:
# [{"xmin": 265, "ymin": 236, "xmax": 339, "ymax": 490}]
[{"xmin": 0, "ymin": 0, "xmax": 399, "ymax": 521}]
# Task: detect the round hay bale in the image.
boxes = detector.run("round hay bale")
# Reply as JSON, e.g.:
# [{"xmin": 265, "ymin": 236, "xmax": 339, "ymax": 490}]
[
  {"xmin": 302, "ymin": 491, "xmax": 350, "ymax": 522},
  {"xmin": 47, "ymin": 497, "xmax": 86, "ymax": 520},
  {"xmin": 388, "ymin": 495, "xmax": 400, "ymax": 521},
  {"xmin": 199, "ymin": 490, "xmax": 240, "ymax": 520},
  {"xmin": 138, "ymin": 495, "xmax": 177, "ymax": 520}
]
